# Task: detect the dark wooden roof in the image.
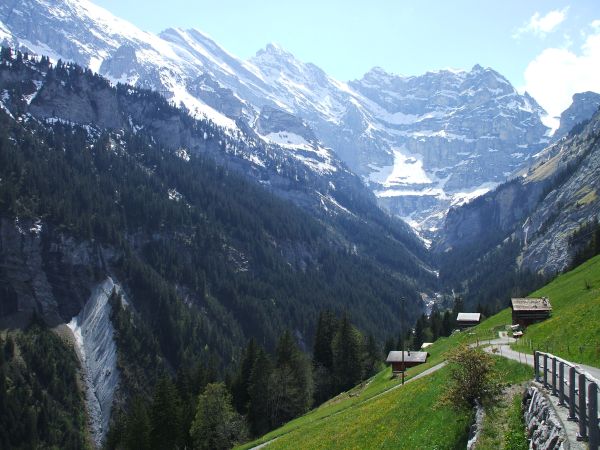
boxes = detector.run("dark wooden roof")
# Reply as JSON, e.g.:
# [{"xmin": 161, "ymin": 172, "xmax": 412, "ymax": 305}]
[
  {"xmin": 511, "ymin": 297, "xmax": 552, "ymax": 312},
  {"xmin": 386, "ymin": 351, "xmax": 428, "ymax": 364}
]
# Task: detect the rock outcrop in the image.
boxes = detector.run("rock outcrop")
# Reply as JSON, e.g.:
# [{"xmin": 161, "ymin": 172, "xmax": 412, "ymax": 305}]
[
  {"xmin": 523, "ymin": 385, "xmax": 567, "ymax": 449},
  {"xmin": 68, "ymin": 277, "xmax": 120, "ymax": 448},
  {"xmin": 437, "ymin": 108, "xmax": 600, "ymax": 276},
  {"xmin": 554, "ymin": 91, "xmax": 600, "ymax": 140}
]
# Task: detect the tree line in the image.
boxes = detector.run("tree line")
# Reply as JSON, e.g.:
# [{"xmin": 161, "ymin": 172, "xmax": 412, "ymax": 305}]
[{"xmin": 107, "ymin": 311, "xmax": 384, "ymax": 449}]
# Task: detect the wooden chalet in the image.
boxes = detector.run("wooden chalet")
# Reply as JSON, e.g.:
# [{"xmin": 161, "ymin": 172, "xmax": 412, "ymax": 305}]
[
  {"xmin": 511, "ymin": 297, "xmax": 552, "ymax": 327},
  {"xmin": 456, "ymin": 312, "xmax": 481, "ymax": 329},
  {"xmin": 385, "ymin": 351, "xmax": 428, "ymax": 374}
]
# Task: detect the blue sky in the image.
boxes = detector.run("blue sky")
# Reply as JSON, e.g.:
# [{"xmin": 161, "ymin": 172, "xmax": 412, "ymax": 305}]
[{"xmin": 94, "ymin": 0, "xmax": 600, "ymax": 123}]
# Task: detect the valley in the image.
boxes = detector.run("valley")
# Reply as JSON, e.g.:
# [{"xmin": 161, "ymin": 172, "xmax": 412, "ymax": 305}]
[{"xmin": 0, "ymin": 1, "xmax": 599, "ymax": 449}]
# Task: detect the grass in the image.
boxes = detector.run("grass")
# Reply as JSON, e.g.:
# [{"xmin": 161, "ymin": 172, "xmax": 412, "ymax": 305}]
[
  {"xmin": 239, "ymin": 357, "xmax": 530, "ymax": 450},
  {"xmin": 475, "ymin": 387, "xmax": 528, "ymax": 450},
  {"xmin": 264, "ymin": 366, "xmax": 471, "ymax": 450},
  {"xmin": 512, "ymin": 254, "xmax": 600, "ymax": 367},
  {"xmin": 237, "ymin": 319, "xmax": 505, "ymax": 450},
  {"xmin": 576, "ymin": 188, "xmax": 597, "ymax": 206},
  {"xmin": 238, "ymin": 255, "xmax": 600, "ymax": 449}
]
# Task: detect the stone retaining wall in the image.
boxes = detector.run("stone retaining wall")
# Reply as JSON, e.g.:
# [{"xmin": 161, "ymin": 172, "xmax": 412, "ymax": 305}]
[{"xmin": 523, "ymin": 385, "xmax": 568, "ymax": 450}]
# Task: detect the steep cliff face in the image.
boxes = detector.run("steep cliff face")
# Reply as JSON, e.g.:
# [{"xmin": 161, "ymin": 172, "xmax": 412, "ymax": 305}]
[
  {"xmin": 553, "ymin": 91, "xmax": 600, "ymax": 140},
  {"xmin": 437, "ymin": 109, "xmax": 600, "ymax": 277},
  {"xmin": 0, "ymin": 217, "xmax": 113, "ymax": 328},
  {"xmin": 68, "ymin": 277, "xmax": 120, "ymax": 447}
]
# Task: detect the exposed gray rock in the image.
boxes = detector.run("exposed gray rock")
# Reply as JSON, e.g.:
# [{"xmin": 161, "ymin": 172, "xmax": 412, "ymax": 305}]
[
  {"xmin": 523, "ymin": 385, "xmax": 567, "ymax": 450},
  {"xmin": 0, "ymin": 217, "xmax": 111, "ymax": 327},
  {"xmin": 68, "ymin": 277, "xmax": 121, "ymax": 448},
  {"xmin": 554, "ymin": 91, "xmax": 600, "ymax": 140},
  {"xmin": 467, "ymin": 400, "xmax": 485, "ymax": 450},
  {"xmin": 256, "ymin": 105, "xmax": 317, "ymax": 143},
  {"xmin": 437, "ymin": 108, "xmax": 600, "ymax": 276}
]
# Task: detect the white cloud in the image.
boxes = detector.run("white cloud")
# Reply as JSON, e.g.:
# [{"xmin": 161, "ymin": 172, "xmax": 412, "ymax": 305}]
[
  {"xmin": 514, "ymin": 8, "xmax": 568, "ymax": 38},
  {"xmin": 592, "ymin": 19, "xmax": 600, "ymax": 32},
  {"xmin": 523, "ymin": 30, "xmax": 600, "ymax": 131}
]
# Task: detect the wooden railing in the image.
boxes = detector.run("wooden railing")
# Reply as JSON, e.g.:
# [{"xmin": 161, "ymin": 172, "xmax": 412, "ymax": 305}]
[{"xmin": 534, "ymin": 351, "xmax": 600, "ymax": 449}]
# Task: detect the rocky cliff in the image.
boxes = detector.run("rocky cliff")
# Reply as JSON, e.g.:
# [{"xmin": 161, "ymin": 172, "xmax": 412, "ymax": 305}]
[
  {"xmin": 438, "ymin": 107, "xmax": 600, "ymax": 277},
  {"xmin": 68, "ymin": 277, "xmax": 121, "ymax": 447},
  {"xmin": 553, "ymin": 91, "xmax": 600, "ymax": 140}
]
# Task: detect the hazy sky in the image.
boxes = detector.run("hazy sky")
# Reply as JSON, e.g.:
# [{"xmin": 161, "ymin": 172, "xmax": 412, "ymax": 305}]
[{"xmin": 93, "ymin": 0, "xmax": 600, "ymax": 123}]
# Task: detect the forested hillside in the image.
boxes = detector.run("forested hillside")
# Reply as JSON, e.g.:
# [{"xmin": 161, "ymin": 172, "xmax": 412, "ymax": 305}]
[{"xmin": 0, "ymin": 47, "xmax": 436, "ymax": 416}]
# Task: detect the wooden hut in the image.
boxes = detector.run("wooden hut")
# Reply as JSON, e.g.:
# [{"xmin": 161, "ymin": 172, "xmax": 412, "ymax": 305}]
[
  {"xmin": 456, "ymin": 312, "xmax": 481, "ymax": 329},
  {"xmin": 385, "ymin": 351, "xmax": 428, "ymax": 374},
  {"xmin": 511, "ymin": 297, "xmax": 552, "ymax": 327}
]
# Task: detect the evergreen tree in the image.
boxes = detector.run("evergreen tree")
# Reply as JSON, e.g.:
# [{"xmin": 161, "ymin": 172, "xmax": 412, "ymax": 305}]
[
  {"xmin": 232, "ymin": 338, "xmax": 258, "ymax": 414},
  {"xmin": 332, "ymin": 315, "xmax": 362, "ymax": 392},
  {"xmin": 269, "ymin": 331, "xmax": 313, "ymax": 427},
  {"xmin": 190, "ymin": 382, "xmax": 247, "ymax": 450},
  {"xmin": 362, "ymin": 333, "xmax": 382, "ymax": 378},
  {"xmin": 383, "ymin": 336, "xmax": 395, "ymax": 357},
  {"xmin": 125, "ymin": 397, "xmax": 151, "ymax": 450},
  {"xmin": 442, "ymin": 310, "xmax": 453, "ymax": 336},
  {"xmin": 452, "ymin": 295, "xmax": 464, "ymax": 320},
  {"xmin": 312, "ymin": 310, "xmax": 338, "ymax": 404},
  {"xmin": 414, "ymin": 315, "xmax": 426, "ymax": 350},
  {"xmin": 150, "ymin": 376, "xmax": 183, "ymax": 450},
  {"xmin": 313, "ymin": 310, "xmax": 337, "ymax": 371},
  {"xmin": 247, "ymin": 347, "xmax": 273, "ymax": 436}
]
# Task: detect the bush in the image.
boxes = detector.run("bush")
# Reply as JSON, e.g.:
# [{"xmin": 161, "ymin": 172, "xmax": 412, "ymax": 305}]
[{"xmin": 439, "ymin": 344, "xmax": 502, "ymax": 410}]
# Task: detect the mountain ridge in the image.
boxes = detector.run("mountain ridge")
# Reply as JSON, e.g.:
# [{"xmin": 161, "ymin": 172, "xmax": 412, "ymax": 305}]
[{"xmin": 0, "ymin": 0, "xmax": 552, "ymax": 238}]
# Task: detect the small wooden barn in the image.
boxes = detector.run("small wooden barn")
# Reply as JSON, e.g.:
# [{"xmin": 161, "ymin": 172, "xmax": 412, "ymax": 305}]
[
  {"xmin": 511, "ymin": 297, "xmax": 552, "ymax": 327},
  {"xmin": 456, "ymin": 312, "xmax": 481, "ymax": 329},
  {"xmin": 385, "ymin": 351, "xmax": 428, "ymax": 374}
]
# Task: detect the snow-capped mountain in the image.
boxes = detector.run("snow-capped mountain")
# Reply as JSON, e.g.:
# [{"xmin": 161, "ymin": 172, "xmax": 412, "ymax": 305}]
[
  {"xmin": 349, "ymin": 65, "xmax": 549, "ymax": 236},
  {"xmin": 0, "ymin": 0, "xmax": 551, "ymax": 239}
]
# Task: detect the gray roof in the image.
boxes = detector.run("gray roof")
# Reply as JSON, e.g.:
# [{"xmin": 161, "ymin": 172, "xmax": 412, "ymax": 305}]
[
  {"xmin": 456, "ymin": 312, "xmax": 481, "ymax": 322},
  {"xmin": 386, "ymin": 351, "xmax": 428, "ymax": 363},
  {"xmin": 511, "ymin": 297, "xmax": 552, "ymax": 311}
]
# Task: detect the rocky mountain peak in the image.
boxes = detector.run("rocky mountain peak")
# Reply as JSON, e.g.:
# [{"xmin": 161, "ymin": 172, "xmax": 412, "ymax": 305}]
[
  {"xmin": 553, "ymin": 91, "xmax": 600, "ymax": 139},
  {"xmin": 255, "ymin": 42, "xmax": 294, "ymax": 60},
  {"xmin": 256, "ymin": 105, "xmax": 317, "ymax": 143}
]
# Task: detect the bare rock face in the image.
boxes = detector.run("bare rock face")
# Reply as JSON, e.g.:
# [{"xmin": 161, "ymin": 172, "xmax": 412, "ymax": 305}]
[
  {"xmin": 68, "ymin": 277, "xmax": 121, "ymax": 448},
  {"xmin": 256, "ymin": 106, "xmax": 317, "ymax": 143},
  {"xmin": 554, "ymin": 92, "xmax": 600, "ymax": 140},
  {"xmin": 0, "ymin": 218, "xmax": 109, "ymax": 328},
  {"xmin": 437, "ymin": 108, "xmax": 600, "ymax": 277}
]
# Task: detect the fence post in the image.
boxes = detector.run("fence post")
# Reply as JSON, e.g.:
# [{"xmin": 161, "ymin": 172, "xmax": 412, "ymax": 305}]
[
  {"xmin": 568, "ymin": 366, "xmax": 577, "ymax": 421},
  {"xmin": 578, "ymin": 373, "xmax": 588, "ymax": 441},
  {"xmin": 534, "ymin": 351, "xmax": 540, "ymax": 381},
  {"xmin": 544, "ymin": 353, "xmax": 548, "ymax": 388},
  {"xmin": 552, "ymin": 357, "xmax": 558, "ymax": 396},
  {"xmin": 589, "ymin": 382, "xmax": 599, "ymax": 450},
  {"xmin": 558, "ymin": 362, "xmax": 565, "ymax": 406}
]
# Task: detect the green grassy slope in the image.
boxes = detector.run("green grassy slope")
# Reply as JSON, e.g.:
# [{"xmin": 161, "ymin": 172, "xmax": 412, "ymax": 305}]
[
  {"xmin": 512, "ymin": 254, "xmax": 600, "ymax": 367},
  {"xmin": 236, "ymin": 322, "xmax": 502, "ymax": 450},
  {"xmin": 238, "ymin": 358, "xmax": 530, "ymax": 450},
  {"xmin": 238, "ymin": 254, "xmax": 600, "ymax": 449}
]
